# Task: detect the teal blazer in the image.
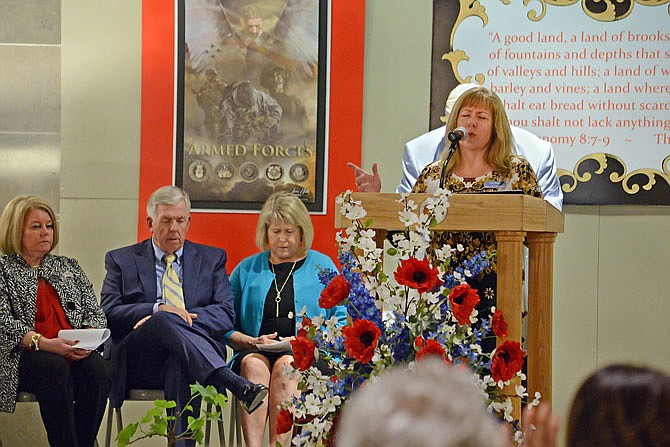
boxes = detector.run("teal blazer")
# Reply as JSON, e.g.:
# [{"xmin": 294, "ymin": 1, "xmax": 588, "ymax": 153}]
[{"xmin": 225, "ymin": 250, "xmax": 347, "ymax": 351}]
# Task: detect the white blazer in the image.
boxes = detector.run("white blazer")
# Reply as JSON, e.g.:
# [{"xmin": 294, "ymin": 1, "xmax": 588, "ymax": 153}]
[{"xmin": 399, "ymin": 125, "xmax": 563, "ymax": 210}]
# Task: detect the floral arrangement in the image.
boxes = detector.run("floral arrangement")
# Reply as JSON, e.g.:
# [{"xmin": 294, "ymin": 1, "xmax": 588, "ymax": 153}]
[{"xmin": 280, "ymin": 190, "xmax": 537, "ymax": 446}]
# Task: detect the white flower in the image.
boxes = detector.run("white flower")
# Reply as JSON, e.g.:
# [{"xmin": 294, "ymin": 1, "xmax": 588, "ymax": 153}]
[
  {"xmin": 303, "ymin": 392, "xmax": 321, "ymax": 414},
  {"xmin": 514, "ymin": 430, "xmax": 524, "ymax": 445},
  {"xmin": 434, "ymin": 245, "xmax": 454, "ymax": 263},
  {"xmin": 322, "ymin": 395, "xmax": 342, "ymax": 413},
  {"xmin": 530, "ymin": 392, "xmax": 542, "ymax": 407},
  {"xmin": 344, "ymin": 204, "xmax": 366, "ymax": 220},
  {"xmin": 515, "ymin": 384, "xmax": 527, "ymax": 397},
  {"xmin": 335, "ymin": 231, "xmax": 354, "ymax": 250},
  {"xmin": 398, "ymin": 210, "xmax": 420, "ymax": 226},
  {"xmin": 359, "ymin": 257, "xmax": 378, "ymax": 273},
  {"xmin": 312, "ymin": 316, "xmax": 325, "ymax": 327},
  {"xmin": 501, "ymin": 399, "xmax": 515, "ymax": 422}
]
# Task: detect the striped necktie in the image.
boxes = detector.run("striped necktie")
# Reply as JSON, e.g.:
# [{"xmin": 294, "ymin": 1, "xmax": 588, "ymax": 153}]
[{"xmin": 162, "ymin": 254, "xmax": 185, "ymax": 309}]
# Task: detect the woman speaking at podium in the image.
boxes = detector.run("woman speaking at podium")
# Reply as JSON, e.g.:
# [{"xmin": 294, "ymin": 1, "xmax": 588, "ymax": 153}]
[{"xmin": 412, "ymin": 86, "xmax": 542, "ymax": 350}]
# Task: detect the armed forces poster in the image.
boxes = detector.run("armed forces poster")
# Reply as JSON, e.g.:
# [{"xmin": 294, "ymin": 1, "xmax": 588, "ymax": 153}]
[{"xmin": 177, "ymin": 0, "xmax": 327, "ymax": 211}]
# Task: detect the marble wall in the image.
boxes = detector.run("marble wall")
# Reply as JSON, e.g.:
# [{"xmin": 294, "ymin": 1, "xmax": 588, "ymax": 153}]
[
  {"xmin": 0, "ymin": 0, "xmax": 61, "ymax": 447},
  {"xmin": 0, "ymin": 2, "xmax": 60, "ymax": 444},
  {"xmin": 0, "ymin": 0, "xmax": 61, "ymax": 212}
]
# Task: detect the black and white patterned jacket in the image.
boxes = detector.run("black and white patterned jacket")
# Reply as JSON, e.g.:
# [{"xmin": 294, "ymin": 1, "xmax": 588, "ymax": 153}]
[{"xmin": 0, "ymin": 253, "xmax": 107, "ymax": 412}]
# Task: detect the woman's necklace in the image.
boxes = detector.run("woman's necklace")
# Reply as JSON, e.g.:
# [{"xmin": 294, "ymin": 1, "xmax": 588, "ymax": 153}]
[{"xmin": 270, "ymin": 260, "xmax": 298, "ymax": 318}]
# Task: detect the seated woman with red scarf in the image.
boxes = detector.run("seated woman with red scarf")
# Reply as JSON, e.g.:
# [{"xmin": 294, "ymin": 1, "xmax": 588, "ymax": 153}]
[{"xmin": 0, "ymin": 195, "xmax": 109, "ymax": 447}]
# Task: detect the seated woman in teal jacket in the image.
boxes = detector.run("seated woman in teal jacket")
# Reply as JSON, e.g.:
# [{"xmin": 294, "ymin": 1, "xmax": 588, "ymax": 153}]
[{"xmin": 225, "ymin": 191, "xmax": 347, "ymax": 447}]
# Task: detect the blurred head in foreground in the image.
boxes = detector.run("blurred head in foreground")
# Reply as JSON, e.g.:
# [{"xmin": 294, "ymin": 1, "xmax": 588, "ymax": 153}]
[
  {"xmin": 567, "ymin": 364, "xmax": 670, "ymax": 447},
  {"xmin": 336, "ymin": 358, "xmax": 507, "ymax": 447}
]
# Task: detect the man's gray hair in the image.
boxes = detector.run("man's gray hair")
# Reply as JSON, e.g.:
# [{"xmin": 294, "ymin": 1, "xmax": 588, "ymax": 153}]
[
  {"xmin": 146, "ymin": 186, "xmax": 191, "ymax": 220},
  {"xmin": 336, "ymin": 358, "xmax": 508, "ymax": 447}
]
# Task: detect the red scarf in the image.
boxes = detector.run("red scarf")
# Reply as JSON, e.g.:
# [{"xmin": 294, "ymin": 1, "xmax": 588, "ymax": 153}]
[{"xmin": 35, "ymin": 278, "xmax": 73, "ymax": 338}]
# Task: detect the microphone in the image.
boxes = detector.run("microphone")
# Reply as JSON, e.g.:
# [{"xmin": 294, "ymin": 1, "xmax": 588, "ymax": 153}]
[
  {"xmin": 447, "ymin": 127, "xmax": 467, "ymax": 143},
  {"xmin": 439, "ymin": 128, "xmax": 467, "ymax": 188}
]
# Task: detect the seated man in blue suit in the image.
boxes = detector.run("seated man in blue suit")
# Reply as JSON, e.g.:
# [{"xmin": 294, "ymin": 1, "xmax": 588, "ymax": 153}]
[
  {"xmin": 348, "ymin": 83, "xmax": 563, "ymax": 211},
  {"xmin": 101, "ymin": 185, "xmax": 268, "ymax": 444}
]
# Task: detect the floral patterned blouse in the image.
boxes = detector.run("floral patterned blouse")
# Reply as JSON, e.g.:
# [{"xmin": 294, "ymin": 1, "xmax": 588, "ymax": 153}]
[{"xmin": 412, "ymin": 156, "xmax": 542, "ymax": 315}]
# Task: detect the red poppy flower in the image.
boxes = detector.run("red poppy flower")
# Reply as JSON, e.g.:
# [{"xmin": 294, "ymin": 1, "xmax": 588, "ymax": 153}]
[
  {"xmin": 491, "ymin": 340, "xmax": 526, "ymax": 382},
  {"xmin": 414, "ymin": 335, "xmax": 426, "ymax": 349},
  {"xmin": 291, "ymin": 336, "xmax": 316, "ymax": 371},
  {"xmin": 415, "ymin": 338, "xmax": 448, "ymax": 362},
  {"xmin": 492, "ymin": 309, "xmax": 509, "ymax": 338},
  {"xmin": 394, "ymin": 257, "xmax": 443, "ymax": 293},
  {"xmin": 448, "ymin": 283, "xmax": 480, "ymax": 325},
  {"xmin": 297, "ymin": 317, "xmax": 314, "ymax": 337},
  {"xmin": 276, "ymin": 408, "xmax": 293, "ymax": 435},
  {"xmin": 319, "ymin": 275, "xmax": 350, "ymax": 309},
  {"xmin": 342, "ymin": 319, "xmax": 381, "ymax": 363}
]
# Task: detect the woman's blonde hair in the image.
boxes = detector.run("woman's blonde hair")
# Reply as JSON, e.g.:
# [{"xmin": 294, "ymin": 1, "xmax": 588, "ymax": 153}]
[
  {"xmin": 0, "ymin": 195, "xmax": 59, "ymax": 255},
  {"xmin": 255, "ymin": 192, "xmax": 313, "ymax": 253},
  {"xmin": 442, "ymin": 86, "xmax": 514, "ymax": 177}
]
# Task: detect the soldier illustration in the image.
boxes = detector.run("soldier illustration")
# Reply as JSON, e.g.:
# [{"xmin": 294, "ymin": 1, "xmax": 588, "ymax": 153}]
[
  {"xmin": 218, "ymin": 81, "xmax": 283, "ymax": 144},
  {"xmin": 193, "ymin": 68, "xmax": 227, "ymax": 140}
]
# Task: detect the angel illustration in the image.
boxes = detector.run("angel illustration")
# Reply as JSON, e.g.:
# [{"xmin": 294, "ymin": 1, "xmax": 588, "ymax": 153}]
[{"xmin": 185, "ymin": 0, "xmax": 319, "ymax": 85}]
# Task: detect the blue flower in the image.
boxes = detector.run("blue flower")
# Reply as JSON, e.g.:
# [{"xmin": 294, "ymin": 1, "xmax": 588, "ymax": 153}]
[
  {"xmin": 338, "ymin": 253, "xmax": 383, "ymax": 330},
  {"xmin": 443, "ymin": 251, "xmax": 489, "ymax": 288}
]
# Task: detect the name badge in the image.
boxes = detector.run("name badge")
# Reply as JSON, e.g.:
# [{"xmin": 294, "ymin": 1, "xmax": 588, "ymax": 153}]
[{"xmin": 484, "ymin": 181, "xmax": 505, "ymax": 189}]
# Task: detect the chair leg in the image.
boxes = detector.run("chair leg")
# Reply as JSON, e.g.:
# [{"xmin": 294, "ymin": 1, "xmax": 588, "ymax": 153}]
[
  {"xmin": 204, "ymin": 403, "xmax": 211, "ymax": 447},
  {"xmin": 217, "ymin": 418, "xmax": 226, "ymax": 447},
  {"xmin": 229, "ymin": 399, "xmax": 243, "ymax": 447},
  {"xmin": 115, "ymin": 407, "xmax": 123, "ymax": 437},
  {"xmin": 104, "ymin": 401, "xmax": 114, "ymax": 447},
  {"xmin": 235, "ymin": 409, "xmax": 242, "ymax": 447},
  {"xmin": 228, "ymin": 401, "xmax": 236, "ymax": 447},
  {"xmin": 204, "ymin": 401, "xmax": 227, "ymax": 447}
]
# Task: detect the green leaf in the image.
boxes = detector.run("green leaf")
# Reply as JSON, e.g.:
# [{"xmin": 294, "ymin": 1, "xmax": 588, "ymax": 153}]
[
  {"xmin": 196, "ymin": 384, "xmax": 217, "ymax": 401},
  {"xmin": 187, "ymin": 417, "xmax": 205, "ymax": 434},
  {"xmin": 190, "ymin": 382, "xmax": 206, "ymax": 395},
  {"xmin": 141, "ymin": 407, "xmax": 163, "ymax": 423},
  {"xmin": 117, "ymin": 423, "xmax": 138, "ymax": 447},
  {"xmin": 150, "ymin": 419, "xmax": 168, "ymax": 436},
  {"xmin": 386, "ymin": 247, "xmax": 398, "ymax": 256},
  {"xmin": 154, "ymin": 399, "xmax": 177, "ymax": 409},
  {"xmin": 213, "ymin": 393, "xmax": 228, "ymax": 407}
]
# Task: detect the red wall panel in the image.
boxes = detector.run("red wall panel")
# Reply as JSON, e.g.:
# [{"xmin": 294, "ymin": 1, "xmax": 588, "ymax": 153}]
[{"xmin": 138, "ymin": 0, "xmax": 365, "ymax": 268}]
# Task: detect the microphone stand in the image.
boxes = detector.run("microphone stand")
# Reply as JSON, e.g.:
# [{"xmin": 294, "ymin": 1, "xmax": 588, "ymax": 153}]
[{"xmin": 438, "ymin": 140, "xmax": 459, "ymax": 189}]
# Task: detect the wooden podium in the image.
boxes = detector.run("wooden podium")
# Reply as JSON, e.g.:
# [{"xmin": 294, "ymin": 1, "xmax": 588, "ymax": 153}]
[{"xmin": 335, "ymin": 193, "xmax": 564, "ymax": 418}]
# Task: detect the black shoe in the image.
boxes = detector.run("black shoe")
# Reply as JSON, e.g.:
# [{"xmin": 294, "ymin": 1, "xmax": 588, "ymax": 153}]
[{"xmin": 239, "ymin": 383, "xmax": 268, "ymax": 414}]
